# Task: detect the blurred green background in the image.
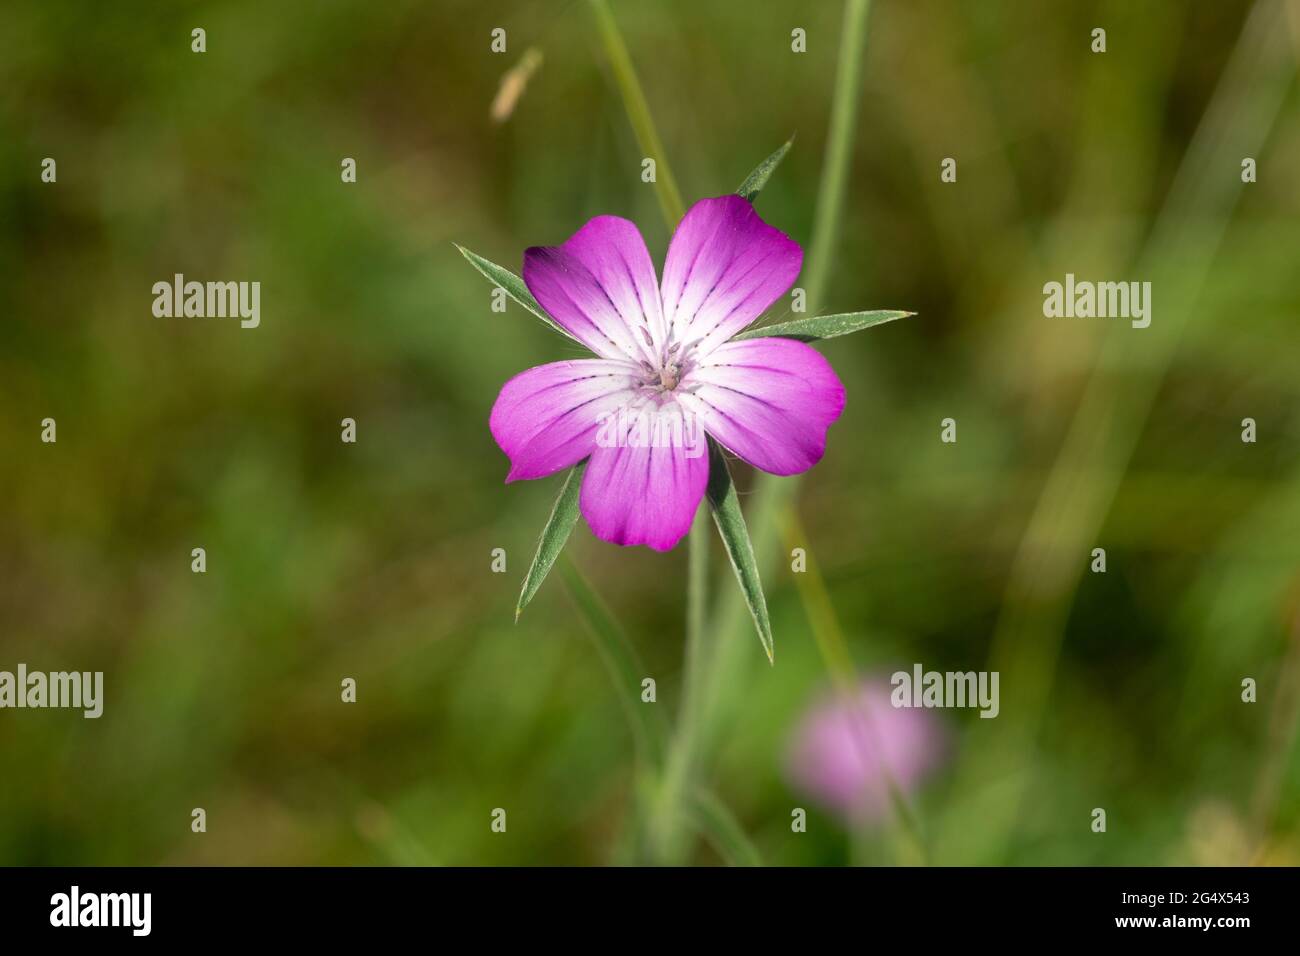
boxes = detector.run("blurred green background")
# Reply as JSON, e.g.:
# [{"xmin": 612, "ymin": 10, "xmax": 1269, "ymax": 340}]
[{"xmin": 2, "ymin": 0, "xmax": 1299, "ymax": 865}]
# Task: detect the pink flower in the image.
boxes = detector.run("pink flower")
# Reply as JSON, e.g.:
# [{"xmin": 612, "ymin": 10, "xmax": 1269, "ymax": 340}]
[
  {"xmin": 489, "ymin": 195, "xmax": 846, "ymax": 551},
  {"xmin": 785, "ymin": 681, "xmax": 945, "ymax": 826}
]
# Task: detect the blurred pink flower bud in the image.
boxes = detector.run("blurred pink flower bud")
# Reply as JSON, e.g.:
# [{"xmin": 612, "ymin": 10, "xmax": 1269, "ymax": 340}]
[{"xmin": 785, "ymin": 679, "xmax": 945, "ymax": 826}]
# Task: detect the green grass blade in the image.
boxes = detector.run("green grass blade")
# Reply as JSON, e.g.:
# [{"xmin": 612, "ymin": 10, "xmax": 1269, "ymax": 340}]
[
  {"xmin": 704, "ymin": 438, "xmax": 774, "ymax": 664},
  {"xmin": 559, "ymin": 557, "xmax": 668, "ymax": 765},
  {"xmin": 737, "ymin": 138, "xmax": 794, "ymax": 203},
  {"xmin": 516, "ymin": 462, "xmax": 586, "ymax": 621},
  {"xmin": 453, "ymin": 243, "xmax": 581, "ymax": 344},
  {"xmin": 735, "ymin": 309, "xmax": 914, "ymax": 342},
  {"xmin": 688, "ymin": 789, "xmax": 764, "ymax": 866}
]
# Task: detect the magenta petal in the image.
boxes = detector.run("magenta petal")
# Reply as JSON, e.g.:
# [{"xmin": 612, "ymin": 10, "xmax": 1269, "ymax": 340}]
[
  {"xmin": 660, "ymin": 195, "xmax": 802, "ymax": 356},
  {"xmin": 522, "ymin": 216, "xmax": 665, "ymax": 362},
  {"xmin": 579, "ymin": 403, "xmax": 709, "ymax": 551},
  {"xmin": 677, "ymin": 337, "xmax": 846, "ymax": 476},
  {"xmin": 489, "ymin": 359, "xmax": 641, "ymax": 481}
]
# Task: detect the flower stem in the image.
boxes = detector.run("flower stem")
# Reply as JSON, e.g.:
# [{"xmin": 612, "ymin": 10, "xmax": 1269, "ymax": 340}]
[
  {"xmin": 589, "ymin": 0, "xmax": 686, "ymax": 226},
  {"xmin": 650, "ymin": 507, "xmax": 712, "ymax": 863},
  {"xmin": 804, "ymin": 0, "xmax": 872, "ymax": 309},
  {"xmin": 560, "ymin": 556, "xmax": 670, "ymax": 767},
  {"xmin": 588, "ymin": 0, "xmax": 705, "ymax": 863},
  {"xmin": 590, "ymin": 0, "xmax": 875, "ymax": 864},
  {"xmin": 684, "ymin": 508, "xmax": 710, "ymax": 734},
  {"xmin": 688, "ymin": 0, "xmax": 875, "ymax": 789},
  {"xmin": 645, "ymin": 0, "xmax": 876, "ymax": 863}
]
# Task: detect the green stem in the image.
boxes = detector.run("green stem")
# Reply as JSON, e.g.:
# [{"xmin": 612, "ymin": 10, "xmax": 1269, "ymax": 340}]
[
  {"xmin": 591, "ymin": 0, "xmax": 876, "ymax": 865},
  {"xmin": 804, "ymin": 0, "xmax": 872, "ymax": 309},
  {"xmin": 682, "ymin": 507, "xmax": 711, "ymax": 741},
  {"xmin": 686, "ymin": 509, "xmax": 709, "ymax": 658},
  {"xmin": 651, "ymin": 507, "xmax": 711, "ymax": 863},
  {"xmin": 690, "ymin": 0, "xmax": 874, "ymax": 779},
  {"xmin": 560, "ymin": 557, "xmax": 669, "ymax": 766},
  {"xmin": 589, "ymin": 0, "xmax": 703, "ymax": 863},
  {"xmin": 589, "ymin": 0, "xmax": 686, "ymax": 226},
  {"xmin": 687, "ymin": 788, "xmax": 764, "ymax": 866}
]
